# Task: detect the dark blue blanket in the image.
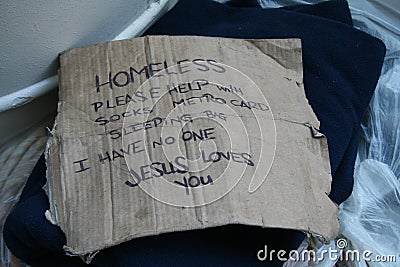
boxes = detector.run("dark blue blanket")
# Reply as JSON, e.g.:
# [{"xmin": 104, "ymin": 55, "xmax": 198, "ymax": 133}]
[{"xmin": 3, "ymin": 1, "xmax": 385, "ymax": 266}]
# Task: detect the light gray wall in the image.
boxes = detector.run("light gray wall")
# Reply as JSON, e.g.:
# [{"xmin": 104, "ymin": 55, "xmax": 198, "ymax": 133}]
[{"xmin": 0, "ymin": 0, "xmax": 150, "ymax": 97}]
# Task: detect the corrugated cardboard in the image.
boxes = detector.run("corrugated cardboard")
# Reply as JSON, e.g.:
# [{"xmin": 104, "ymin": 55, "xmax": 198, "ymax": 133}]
[{"xmin": 46, "ymin": 35, "xmax": 339, "ymax": 260}]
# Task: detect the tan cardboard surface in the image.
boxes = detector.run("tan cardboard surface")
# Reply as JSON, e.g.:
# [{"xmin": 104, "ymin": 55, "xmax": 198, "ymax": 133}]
[{"xmin": 46, "ymin": 35, "xmax": 339, "ymax": 258}]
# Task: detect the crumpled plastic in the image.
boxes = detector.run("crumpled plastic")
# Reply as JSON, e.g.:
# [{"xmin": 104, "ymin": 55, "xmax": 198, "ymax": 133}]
[
  {"xmin": 0, "ymin": 118, "xmax": 52, "ymax": 267},
  {"xmin": 258, "ymin": 0, "xmax": 400, "ymax": 266},
  {"xmin": 339, "ymin": 0, "xmax": 400, "ymax": 265},
  {"xmin": 282, "ymin": 157, "xmax": 400, "ymax": 267},
  {"xmin": 339, "ymin": 9, "xmax": 400, "ymax": 263},
  {"xmin": 340, "ymin": 159, "xmax": 400, "ymax": 267}
]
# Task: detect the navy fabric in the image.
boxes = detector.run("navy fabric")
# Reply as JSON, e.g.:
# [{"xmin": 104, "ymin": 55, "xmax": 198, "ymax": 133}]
[
  {"xmin": 3, "ymin": 1, "xmax": 385, "ymax": 266},
  {"xmin": 144, "ymin": 0, "xmax": 385, "ymax": 204},
  {"xmin": 4, "ymin": 155, "xmax": 304, "ymax": 267}
]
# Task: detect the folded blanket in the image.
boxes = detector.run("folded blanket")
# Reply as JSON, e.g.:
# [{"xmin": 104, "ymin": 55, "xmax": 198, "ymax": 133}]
[
  {"xmin": 3, "ymin": 1, "xmax": 385, "ymax": 266},
  {"xmin": 144, "ymin": 0, "xmax": 385, "ymax": 204}
]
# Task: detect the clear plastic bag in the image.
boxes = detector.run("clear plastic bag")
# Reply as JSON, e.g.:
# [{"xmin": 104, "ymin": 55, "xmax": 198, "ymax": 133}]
[
  {"xmin": 340, "ymin": 159, "xmax": 400, "ymax": 267},
  {"xmin": 258, "ymin": 1, "xmax": 400, "ymax": 267},
  {"xmin": 0, "ymin": 118, "xmax": 53, "ymax": 267},
  {"xmin": 339, "ymin": 0, "xmax": 400, "ymax": 265}
]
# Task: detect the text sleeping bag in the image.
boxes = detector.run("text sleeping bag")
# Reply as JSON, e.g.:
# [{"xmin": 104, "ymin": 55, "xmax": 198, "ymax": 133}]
[{"xmin": 3, "ymin": 0, "xmax": 385, "ymax": 266}]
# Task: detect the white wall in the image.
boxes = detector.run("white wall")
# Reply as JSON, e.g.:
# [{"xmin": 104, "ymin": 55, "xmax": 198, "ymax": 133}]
[
  {"xmin": 0, "ymin": 0, "xmax": 176, "ymax": 146},
  {"xmin": 0, "ymin": 0, "xmax": 151, "ymax": 97}
]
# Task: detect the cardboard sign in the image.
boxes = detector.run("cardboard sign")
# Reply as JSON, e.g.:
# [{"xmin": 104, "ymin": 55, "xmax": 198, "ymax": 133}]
[{"xmin": 46, "ymin": 35, "xmax": 339, "ymax": 260}]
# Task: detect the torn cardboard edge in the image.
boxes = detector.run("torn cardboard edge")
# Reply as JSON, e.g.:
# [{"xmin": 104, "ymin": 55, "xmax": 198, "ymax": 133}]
[
  {"xmin": 71, "ymin": 223, "xmax": 330, "ymax": 264},
  {"xmin": 45, "ymin": 35, "xmax": 339, "ymax": 260}
]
